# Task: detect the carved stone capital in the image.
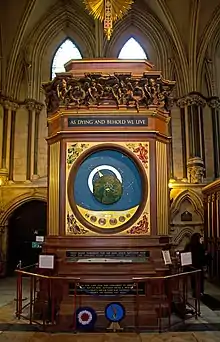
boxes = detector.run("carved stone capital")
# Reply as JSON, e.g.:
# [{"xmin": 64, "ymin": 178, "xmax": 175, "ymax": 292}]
[
  {"xmin": 2, "ymin": 100, "xmax": 19, "ymax": 111},
  {"xmin": 207, "ymin": 97, "xmax": 220, "ymax": 109},
  {"xmin": 0, "ymin": 168, "xmax": 8, "ymax": 186},
  {"xmin": 176, "ymin": 97, "xmax": 188, "ymax": 108},
  {"xmin": 177, "ymin": 93, "xmax": 206, "ymax": 108},
  {"xmin": 187, "ymin": 157, "xmax": 205, "ymax": 184},
  {"xmin": 24, "ymin": 99, "xmax": 44, "ymax": 113}
]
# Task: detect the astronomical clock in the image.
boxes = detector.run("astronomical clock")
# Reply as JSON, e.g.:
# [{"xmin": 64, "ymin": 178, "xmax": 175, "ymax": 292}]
[{"xmin": 66, "ymin": 143, "xmax": 150, "ymax": 235}]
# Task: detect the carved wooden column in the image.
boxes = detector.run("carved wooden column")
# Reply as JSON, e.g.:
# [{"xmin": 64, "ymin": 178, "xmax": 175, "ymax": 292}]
[
  {"xmin": 24, "ymin": 99, "xmax": 43, "ymax": 181},
  {"xmin": 208, "ymin": 97, "xmax": 220, "ymax": 179}
]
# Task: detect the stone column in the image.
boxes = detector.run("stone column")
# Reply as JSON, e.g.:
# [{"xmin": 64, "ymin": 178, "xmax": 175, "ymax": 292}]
[
  {"xmin": 177, "ymin": 93, "xmax": 206, "ymax": 183},
  {"xmin": 8, "ymin": 102, "xmax": 19, "ymax": 183},
  {"xmin": 24, "ymin": 99, "xmax": 43, "ymax": 181},
  {"xmin": 207, "ymin": 97, "xmax": 220, "ymax": 179},
  {"xmin": 176, "ymin": 99, "xmax": 188, "ymax": 178},
  {"xmin": 0, "ymin": 98, "xmax": 19, "ymax": 183}
]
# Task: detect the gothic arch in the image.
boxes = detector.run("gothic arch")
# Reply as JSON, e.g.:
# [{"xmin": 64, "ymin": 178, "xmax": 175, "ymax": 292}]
[
  {"xmin": 0, "ymin": 192, "xmax": 47, "ymax": 226},
  {"xmin": 7, "ymin": 1, "xmax": 95, "ymax": 99},
  {"xmin": 197, "ymin": 4, "xmax": 220, "ymax": 91},
  {"xmin": 172, "ymin": 227, "xmax": 199, "ymax": 246},
  {"xmin": 170, "ymin": 189, "xmax": 204, "ymax": 222}
]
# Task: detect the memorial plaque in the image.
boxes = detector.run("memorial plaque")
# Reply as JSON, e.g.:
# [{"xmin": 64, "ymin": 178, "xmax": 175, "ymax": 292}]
[
  {"xmin": 66, "ymin": 250, "xmax": 150, "ymax": 262},
  {"xmin": 69, "ymin": 282, "xmax": 145, "ymax": 296}
]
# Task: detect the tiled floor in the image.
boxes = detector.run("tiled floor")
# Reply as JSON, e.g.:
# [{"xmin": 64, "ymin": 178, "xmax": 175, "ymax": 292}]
[{"xmin": 0, "ymin": 277, "xmax": 220, "ymax": 341}]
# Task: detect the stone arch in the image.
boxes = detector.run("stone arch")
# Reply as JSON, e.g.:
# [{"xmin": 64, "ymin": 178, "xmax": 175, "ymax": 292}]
[
  {"xmin": 170, "ymin": 189, "xmax": 204, "ymax": 222},
  {"xmin": 197, "ymin": 5, "xmax": 220, "ymax": 91},
  {"xmin": 7, "ymin": 1, "xmax": 95, "ymax": 99},
  {"xmin": 0, "ymin": 192, "xmax": 47, "ymax": 226},
  {"xmin": 172, "ymin": 227, "xmax": 200, "ymax": 246}
]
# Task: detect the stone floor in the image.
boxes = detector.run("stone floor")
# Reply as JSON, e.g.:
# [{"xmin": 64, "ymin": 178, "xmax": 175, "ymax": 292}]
[{"xmin": 0, "ymin": 278, "xmax": 220, "ymax": 341}]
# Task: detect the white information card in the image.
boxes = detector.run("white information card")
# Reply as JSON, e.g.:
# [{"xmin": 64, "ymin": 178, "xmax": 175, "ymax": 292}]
[
  {"xmin": 180, "ymin": 252, "xmax": 192, "ymax": 266},
  {"xmin": 162, "ymin": 250, "xmax": 172, "ymax": 265},
  {"xmin": 39, "ymin": 255, "xmax": 54, "ymax": 269}
]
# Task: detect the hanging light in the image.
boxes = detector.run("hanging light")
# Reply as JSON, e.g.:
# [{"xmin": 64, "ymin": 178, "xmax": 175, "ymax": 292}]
[{"xmin": 84, "ymin": 0, "xmax": 134, "ymax": 40}]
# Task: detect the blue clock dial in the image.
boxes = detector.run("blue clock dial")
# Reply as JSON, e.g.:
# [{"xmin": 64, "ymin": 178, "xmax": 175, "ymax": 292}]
[
  {"xmin": 68, "ymin": 146, "xmax": 147, "ymax": 232},
  {"xmin": 105, "ymin": 302, "xmax": 125, "ymax": 322},
  {"xmin": 74, "ymin": 149, "xmax": 142, "ymax": 211}
]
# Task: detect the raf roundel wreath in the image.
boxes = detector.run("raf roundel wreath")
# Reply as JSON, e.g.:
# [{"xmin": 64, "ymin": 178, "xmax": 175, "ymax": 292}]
[{"xmin": 75, "ymin": 307, "xmax": 97, "ymax": 330}]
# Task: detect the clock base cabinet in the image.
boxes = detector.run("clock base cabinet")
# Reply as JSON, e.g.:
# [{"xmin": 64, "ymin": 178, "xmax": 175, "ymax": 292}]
[{"xmin": 38, "ymin": 235, "xmax": 171, "ymax": 331}]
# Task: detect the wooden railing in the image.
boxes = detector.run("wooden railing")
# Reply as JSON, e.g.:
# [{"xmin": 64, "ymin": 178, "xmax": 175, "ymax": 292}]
[{"xmin": 15, "ymin": 267, "xmax": 201, "ymax": 333}]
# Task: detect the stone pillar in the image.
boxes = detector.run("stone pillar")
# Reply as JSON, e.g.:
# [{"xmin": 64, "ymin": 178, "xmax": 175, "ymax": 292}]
[
  {"xmin": 8, "ymin": 102, "xmax": 19, "ymax": 183},
  {"xmin": 207, "ymin": 97, "xmax": 220, "ymax": 179},
  {"xmin": 177, "ymin": 93, "xmax": 206, "ymax": 182},
  {"xmin": 0, "ymin": 97, "xmax": 19, "ymax": 183},
  {"xmin": 24, "ymin": 99, "xmax": 43, "ymax": 181}
]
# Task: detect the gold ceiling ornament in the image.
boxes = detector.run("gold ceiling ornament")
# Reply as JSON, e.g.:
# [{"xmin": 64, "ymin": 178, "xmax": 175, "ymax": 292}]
[{"xmin": 84, "ymin": 0, "xmax": 134, "ymax": 40}]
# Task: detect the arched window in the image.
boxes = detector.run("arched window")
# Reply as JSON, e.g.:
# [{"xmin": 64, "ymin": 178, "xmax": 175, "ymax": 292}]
[
  {"xmin": 51, "ymin": 39, "xmax": 82, "ymax": 79},
  {"xmin": 118, "ymin": 37, "xmax": 147, "ymax": 59}
]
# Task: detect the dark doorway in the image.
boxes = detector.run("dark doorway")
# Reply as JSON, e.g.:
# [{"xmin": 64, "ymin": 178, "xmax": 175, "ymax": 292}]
[{"xmin": 7, "ymin": 200, "xmax": 47, "ymax": 275}]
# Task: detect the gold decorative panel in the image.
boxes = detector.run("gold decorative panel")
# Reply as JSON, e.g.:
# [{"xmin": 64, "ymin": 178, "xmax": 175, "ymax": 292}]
[
  {"xmin": 156, "ymin": 141, "xmax": 169, "ymax": 235},
  {"xmin": 48, "ymin": 142, "xmax": 60, "ymax": 235},
  {"xmin": 65, "ymin": 142, "xmax": 150, "ymax": 236}
]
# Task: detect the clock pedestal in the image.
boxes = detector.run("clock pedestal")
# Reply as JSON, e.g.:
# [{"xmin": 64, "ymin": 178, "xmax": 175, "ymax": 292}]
[{"xmin": 42, "ymin": 59, "xmax": 175, "ymax": 330}]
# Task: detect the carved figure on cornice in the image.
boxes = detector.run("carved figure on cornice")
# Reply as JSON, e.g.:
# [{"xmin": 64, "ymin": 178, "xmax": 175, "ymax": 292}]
[
  {"xmin": 68, "ymin": 84, "xmax": 86, "ymax": 106},
  {"xmin": 111, "ymin": 83, "xmax": 122, "ymax": 106},
  {"xmin": 44, "ymin": 84, "xmax": 59, "ymax": 115},
  {"xmin": 42, "ymin": 73, "xmax": 175, "ymax": 114},
  {"xmin": 57, "ymin": 79, "xmax": 71, "ymax": 104},
  {"xmin": 187, "ymin": 157, "xmax": 205, "ymax": 184},
  {"xmin": 148, "ymin": 78, "xmax": 159, "ymax": 105},
  {"xmin": 132, "ymin": 81, "xmax": 146, "ymax": 110},
  {"xmin": 159, "ymin": 84, "xmax": 173, "ymax": 111},
  {"xmin": 124, "ymin": 82, "xmax": 134, "ymax": 106}
]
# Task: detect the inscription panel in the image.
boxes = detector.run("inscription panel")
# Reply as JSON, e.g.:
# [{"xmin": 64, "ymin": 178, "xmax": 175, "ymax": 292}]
[
  {"xmin": 69, "ymin": 282, "xmax": 146, "ymax": 295},
  {"xmin": 68, "ymin": 116, "xmax": 148, "ymax": 127},
  {"xmin": 66, "ymin": 250, "xmax": 150, "ymax": 262}
]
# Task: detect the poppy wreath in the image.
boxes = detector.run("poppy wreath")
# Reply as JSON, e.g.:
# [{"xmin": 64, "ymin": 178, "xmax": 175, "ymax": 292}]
[{"xmin": 75, "ymin": 307, "xmax": 97, "ymax": 330}]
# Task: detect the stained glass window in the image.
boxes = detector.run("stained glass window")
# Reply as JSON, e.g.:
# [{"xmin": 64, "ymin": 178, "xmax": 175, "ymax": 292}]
[{"xmin": 51, "ymin": 39, "xmax": 82, "ymax": 79}]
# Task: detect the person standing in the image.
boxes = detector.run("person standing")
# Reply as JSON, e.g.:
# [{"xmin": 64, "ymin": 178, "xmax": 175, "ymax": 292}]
[{"xmin": 184, "ymin": 233, "xmax": 206, "ymax": 296}]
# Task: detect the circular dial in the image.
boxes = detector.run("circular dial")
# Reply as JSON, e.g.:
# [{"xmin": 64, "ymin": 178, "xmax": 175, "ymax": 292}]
[
  {"xmin": 68, "ymin": 147, "xmax": 147, "ymax": 233},
  {"xmin": 88, "ymin": 165, "xmax": 123, "ymax": 204},
  {"xmin": 105, "ymin": 302, "xmax": 125, "ymax": 322}
]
